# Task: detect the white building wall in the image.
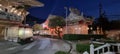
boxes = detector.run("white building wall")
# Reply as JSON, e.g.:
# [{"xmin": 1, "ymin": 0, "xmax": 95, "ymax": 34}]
[{"xmin": 4, "ymin": 26, "xmax": 33, "ymax": 42}]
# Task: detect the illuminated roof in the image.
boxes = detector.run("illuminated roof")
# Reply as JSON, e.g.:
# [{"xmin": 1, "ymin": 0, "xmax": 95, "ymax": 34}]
[{"xmin": 0, "ymin": 0, "xmax": 44, "ymax": 7}]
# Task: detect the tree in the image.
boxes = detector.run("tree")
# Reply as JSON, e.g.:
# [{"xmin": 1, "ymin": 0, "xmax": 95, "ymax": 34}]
[
  {"xmin": 48, "ymin": 16, "xmax": 72, "ymax": 54},
  {"xmin": 96, "ymin": 15, "xmax": 110, "ymax": 35},
  {"xmin": 33, "ymin": 22, "xmax": 43, "ymax": 35},
  {"xmin": 33, "ymin": 24, "xmax": 42, "ymax": 31},
  {"xmin": 109, "ymin": 20, "xmax": 120, "ymax": 30},
  {"xmin": 48, "ymin": 16, "xmax": 66, "ymax": 38}
]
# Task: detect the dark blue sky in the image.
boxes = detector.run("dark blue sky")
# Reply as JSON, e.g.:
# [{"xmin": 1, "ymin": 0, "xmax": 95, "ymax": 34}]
[{"xmin": 28, "ymin": 0, "xmax": 120, "ymax": 20}]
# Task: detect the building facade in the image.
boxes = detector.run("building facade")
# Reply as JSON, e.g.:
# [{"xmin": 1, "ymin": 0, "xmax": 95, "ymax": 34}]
[
  {"xmin": 63, "ymin": 8, "xmax": 93, "ymax": 34},
  {"xmin": 0, "ymin": 0, "xmax": 43, "ymax": 41},
  {"xmin": 40, "ymin": 8, "xmax": 93, "ymax": 37}
]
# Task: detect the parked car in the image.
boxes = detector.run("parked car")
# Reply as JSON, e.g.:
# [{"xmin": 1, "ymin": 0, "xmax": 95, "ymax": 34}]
[{"xmin": 18, "ymin": 37, "xmax": 34, "ymax": 45}]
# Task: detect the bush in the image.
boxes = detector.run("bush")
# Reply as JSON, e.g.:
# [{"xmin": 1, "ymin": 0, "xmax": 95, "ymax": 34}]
[
  {"xmin": 76, "ymin": 43, "xmax": 101, "ymax": 53},
  {"xmin": 76, "ymin": 44, "xmax": 90, "ymax": 53},
  {"xmin": 63, "ymin": 34, "xmax": 105, "ymax": 41},
  {"xmin": 55, "ymin": 51, "xmax": 68, "ymax": 54}
]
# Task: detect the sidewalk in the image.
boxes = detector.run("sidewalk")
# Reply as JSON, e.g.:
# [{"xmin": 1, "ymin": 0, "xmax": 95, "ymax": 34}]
[
  {"xmin": 0, "ymin": 40, "xmax": 20, "ymax": 49},
  {"xmin": 0, "ymin": 40, "xmax": 34, "ymax": 54},
  {"xmin": 0, "ymin": 40, "xmax": 22, "ymax": 54}
]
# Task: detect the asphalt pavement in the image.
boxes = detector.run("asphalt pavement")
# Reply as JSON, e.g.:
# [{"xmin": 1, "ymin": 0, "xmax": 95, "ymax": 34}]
[{"xmin": 0, "ymin": 37, "xmax": 70, "ymax": 54}]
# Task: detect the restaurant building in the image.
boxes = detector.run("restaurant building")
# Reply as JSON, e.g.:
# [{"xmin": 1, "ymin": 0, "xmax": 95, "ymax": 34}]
[{"xmin": 0, "ymin": 0, "xmax": 43, "ymax": 41}]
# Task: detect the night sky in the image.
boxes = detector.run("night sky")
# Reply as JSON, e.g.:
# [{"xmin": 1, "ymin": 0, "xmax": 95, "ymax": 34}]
[{"xmin": 28, "ymin": 0, "xmax": 120, "ymax": 21}]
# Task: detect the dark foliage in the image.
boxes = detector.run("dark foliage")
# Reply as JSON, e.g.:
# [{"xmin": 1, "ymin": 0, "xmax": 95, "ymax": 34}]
[
  {"xmin": 76, "ymin": 43, "xmax": 101, "ymax": 53},
  {"xmin": 18, "ymin": 37, "xmax": 34, "ymax": 45},
  {"xmin": 55, "ymin": 51, "xmax": 68, "ymax": 54},
  {"xmin": 22, "ymin": 14, "xmax": 46, "ymax": 26},
  {"xmin": 97, "ymin": 16, "xmax": 110, "ymax": 30},
  {"xmin": 48, "ymin": 16, "xmax": 66, "ymax": 38},
  {"xmin": 48, "ymin": 16, "xmax": 66, "ymax": 28},
  {"xmin": 109, "ymin": 20, "xmax": 120, "ymax": 30},
  {"xmin": 92, "ymin": 16, "xmax": 110, "ymax": 34},
  {"xmin": 63, "ymin": 34, "xmax": 105, "ymax": 41}
]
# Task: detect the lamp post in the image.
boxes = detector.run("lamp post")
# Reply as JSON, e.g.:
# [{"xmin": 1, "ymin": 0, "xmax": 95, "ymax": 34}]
[{"xmin": 64, "ymin": 7, "xmax": 68, "ymax": 34}]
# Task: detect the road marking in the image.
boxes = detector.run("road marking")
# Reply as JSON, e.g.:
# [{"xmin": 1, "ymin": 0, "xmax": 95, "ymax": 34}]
[
  {"xmin": 23, "ymin": 41, "xmax": 37, "ymax": 50},
  {"xmin": 6, "ymin": 47, "xmax": 17, "ymax": 50}
]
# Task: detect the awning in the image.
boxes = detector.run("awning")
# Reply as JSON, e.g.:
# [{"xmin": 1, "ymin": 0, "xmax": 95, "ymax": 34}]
[{"xmin": 0, "ymin": 19, "xmax": 21, "ymax": 26}]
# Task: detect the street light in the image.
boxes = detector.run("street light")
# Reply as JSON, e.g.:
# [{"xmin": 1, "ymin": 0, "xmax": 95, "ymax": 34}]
[{"xmin": 64, "ymin": 7, "xmax": 68, "ymax": 34}]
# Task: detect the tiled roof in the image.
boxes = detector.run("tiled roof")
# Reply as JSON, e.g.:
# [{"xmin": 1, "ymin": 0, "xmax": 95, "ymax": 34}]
[{"xmin": 0, "ymin": 0, "xmax": 44, "ymax": 7}]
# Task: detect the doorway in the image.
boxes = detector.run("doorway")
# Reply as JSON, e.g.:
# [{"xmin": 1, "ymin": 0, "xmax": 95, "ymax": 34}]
[{"xmin": 0, "ymin": 26, "xmax": 5, "ymax": 40}]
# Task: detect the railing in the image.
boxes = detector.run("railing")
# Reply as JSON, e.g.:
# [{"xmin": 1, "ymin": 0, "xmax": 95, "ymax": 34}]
[
  {"xmin": 91, "ymin": 43, "xmax": 110, "ymax": 54},
  {"xmin": 110, "ymin": 43, "xmax": 120, "ymax": 53},
  {"xmin": 83, "ymin": 43, "xmax": 120, "ymax": 54},
  {"xmin": 0, "ymin": 10, "xmax": 22, "ymax": 21}
]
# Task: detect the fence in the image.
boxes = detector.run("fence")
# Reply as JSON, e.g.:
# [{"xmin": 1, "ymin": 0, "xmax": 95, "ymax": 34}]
[{"xmin": 83, "ymin": 43, "xmax": 120, "ymax": 54}]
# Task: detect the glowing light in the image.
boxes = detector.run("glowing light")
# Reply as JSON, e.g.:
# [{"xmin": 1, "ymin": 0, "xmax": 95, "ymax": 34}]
[
  {"xmin": 25, "ymin": 30, "xmax": 30, "ymax": 34},
  {"xmin": 59, "ymin": 28, "xmax": 63, "ymax": 31},
  {"xmin": 42, "ymin": 23, "xmax": 48, "ymax": 28},
  {"xmin": 10, "ymin": 8, "xmax": 15, "ymax": 12},
  {"xmin": 0, "ymin": 4, "xmax": 2, "ymax": 6},
  {"xmin": 0, "ymin": 8, "xmax": 2, "ymax": 11},
  {"xmin": 78, "ymin": 28, "xmax": 81, "ymax": 30},
  {"xmin": 87, "ymin": 27, "xmax": 89, "ymax": 30},
  {"xmin": 19, "ymin": 28, "xmax": 24, "ymax": 37},
  {"xmin": 90, "ymin": 27, "xmax": 93, "ymax": 30},
  {"xmin": 14, "ymin": 10, "xmax": 17, "ymax": 13},
  {"xmin": 75, "ymin": 28, "xmax": 77, "ymax": 30},
  {"xmin": 17, "ymin": 12, "xmax": 21, "ymax": 16},
  {"xmin": 19, "ymin": 28, "xmax": 33, "ymax": 38}
]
